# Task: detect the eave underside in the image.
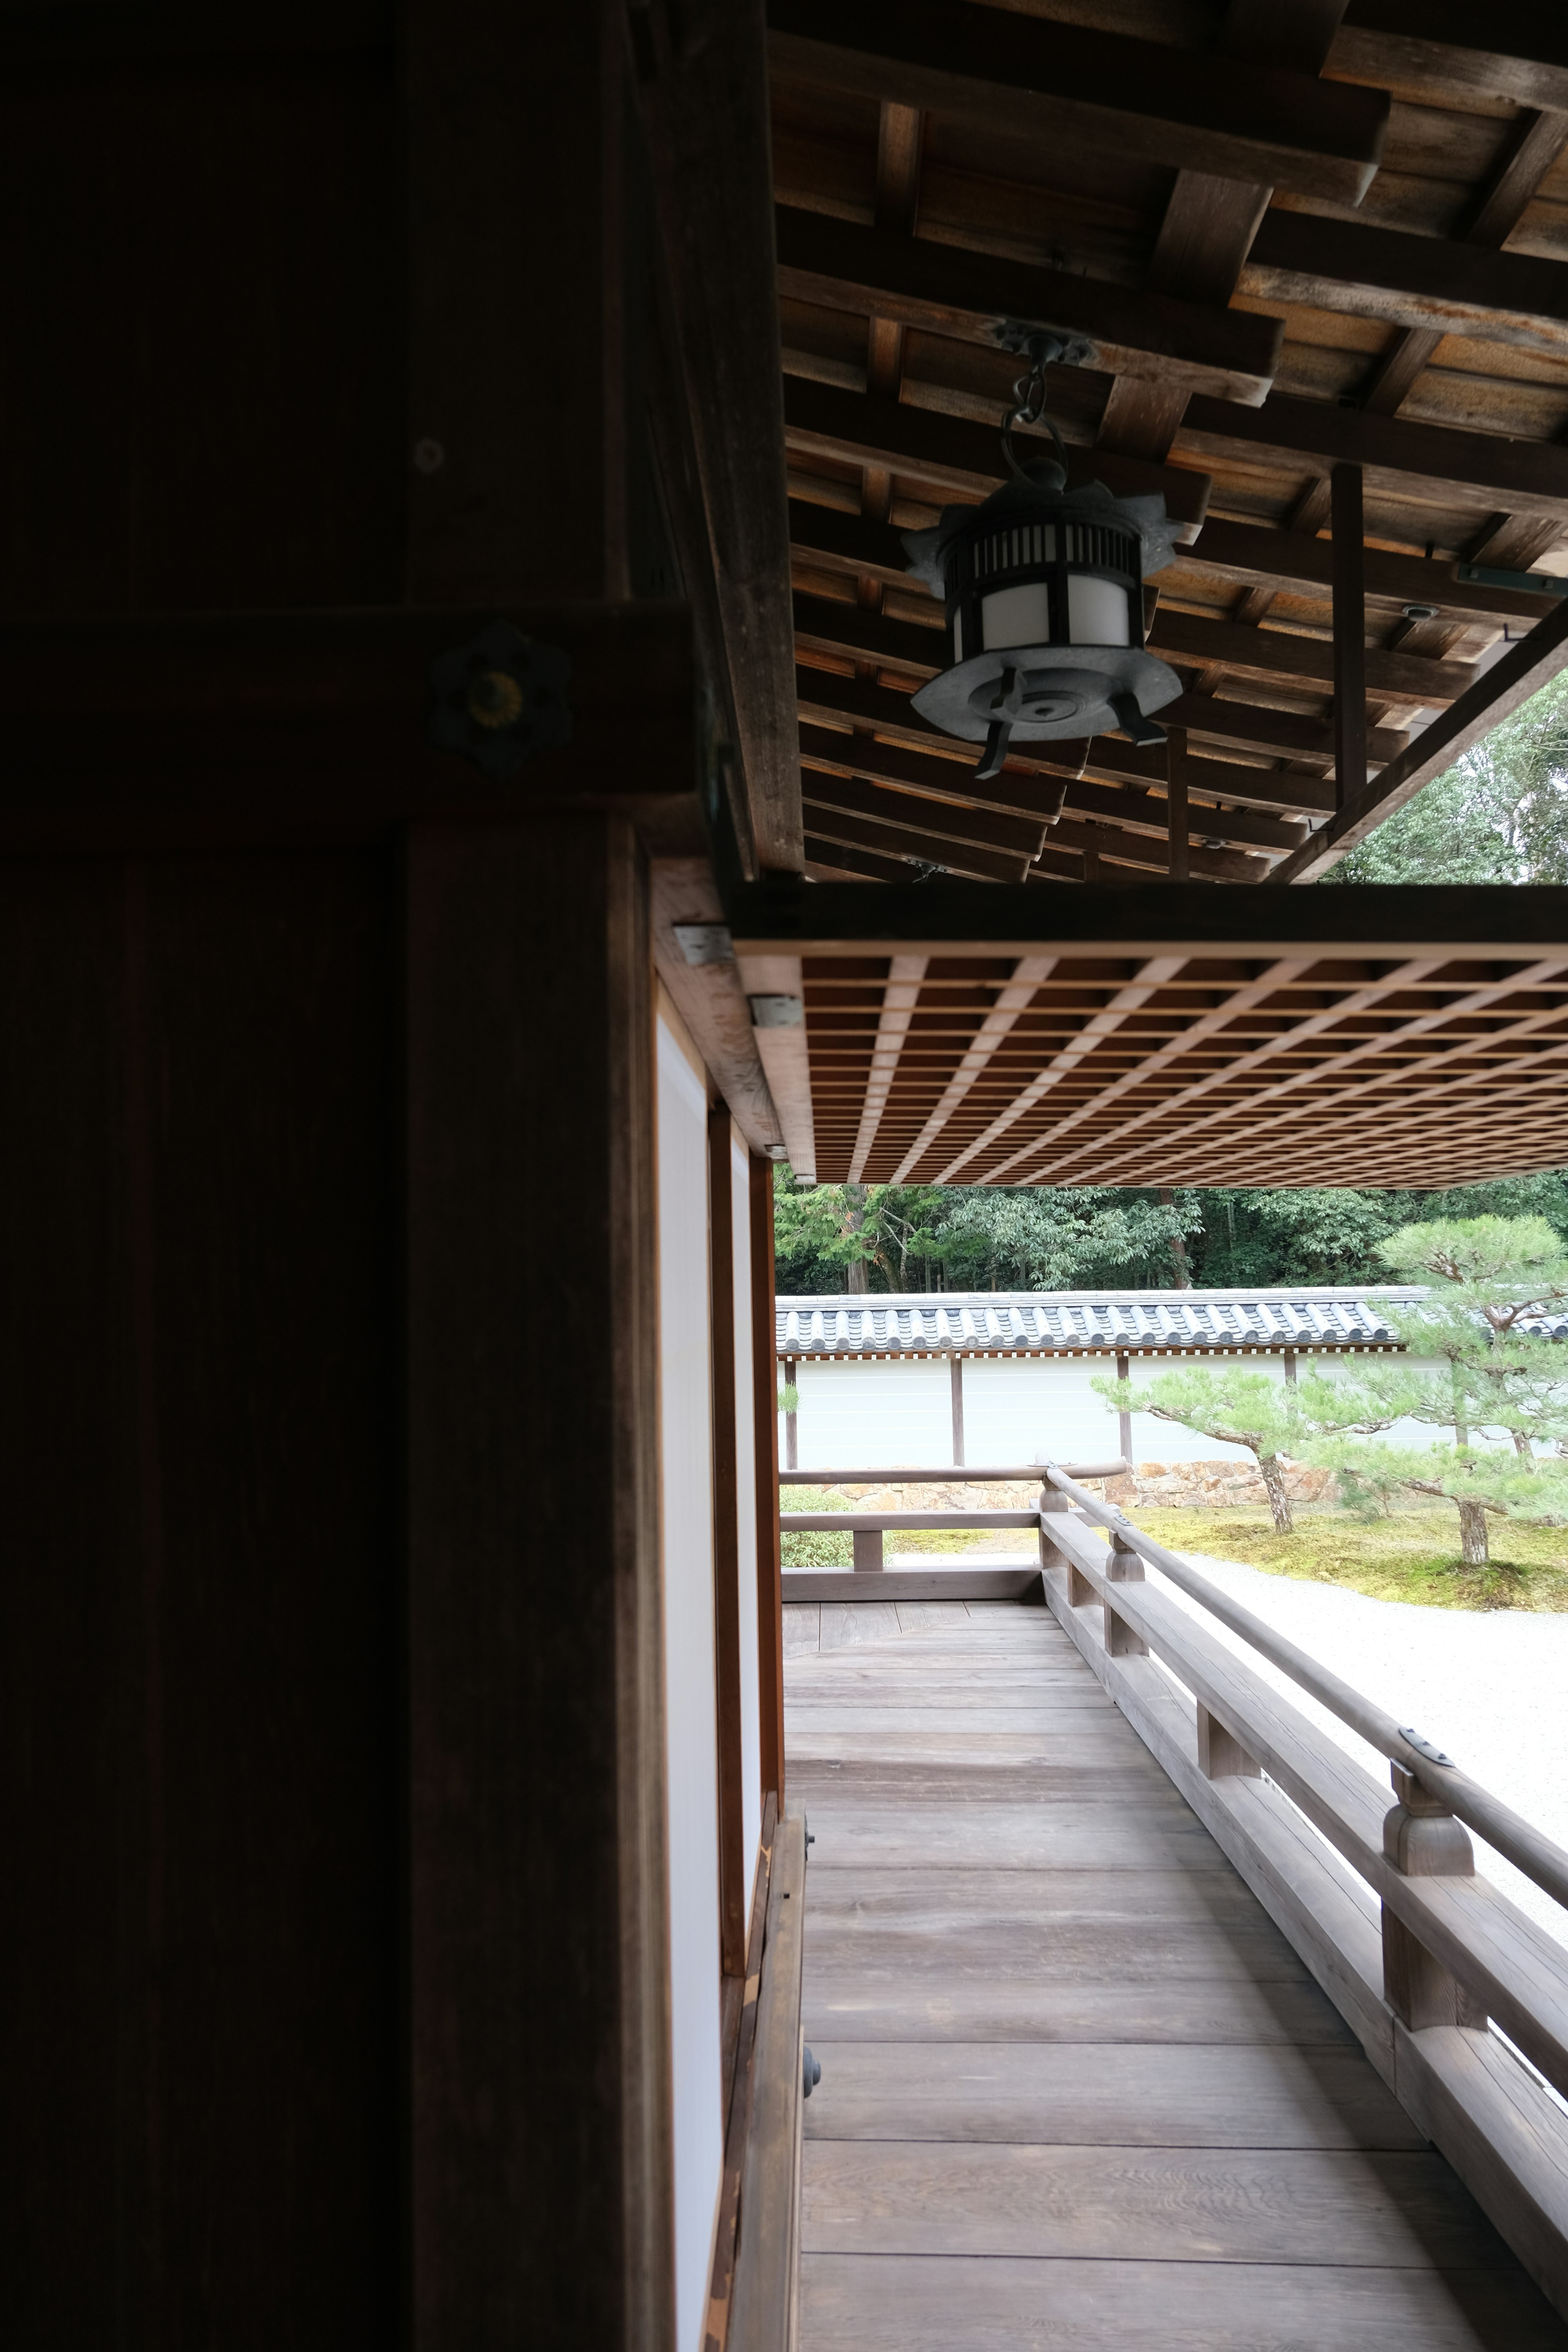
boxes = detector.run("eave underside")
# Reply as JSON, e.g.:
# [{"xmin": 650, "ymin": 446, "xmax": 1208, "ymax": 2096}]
[
  {"xmin": 766, "ymin": 0, "xmax": 1568, "ymax": 889},
  {"xmin": 733, "ymin": 880, "xmax": 1568, "ymax": 1187}
]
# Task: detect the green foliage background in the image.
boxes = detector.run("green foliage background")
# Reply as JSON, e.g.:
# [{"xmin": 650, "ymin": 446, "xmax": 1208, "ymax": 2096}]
[{"xmin": 773, "ymin": 1168, "xmax": 1568, "ymax": 1295}]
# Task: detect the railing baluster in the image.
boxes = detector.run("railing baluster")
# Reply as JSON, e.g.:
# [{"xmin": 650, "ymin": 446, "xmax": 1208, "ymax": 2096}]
[
  {"xmin": 1381, "ymin": 1761, "xmax": 1486, "ymax": 2029},
  {"xmin": 1103, "ymin": 1531, "xmax": 1147, "ymax": 1658},
  {"xmin": 1196, "ymin": 1703, "xmax": 1260, "ymax": 1781}
]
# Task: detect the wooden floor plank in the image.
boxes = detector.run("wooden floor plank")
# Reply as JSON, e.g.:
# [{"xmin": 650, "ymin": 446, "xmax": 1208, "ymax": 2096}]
[
  {"xmin": 801, "ymin": 2040, "xmax": 1424, "ymax": 2149},
  {"xmin": 787, "ymin": 1706, "xmax": 1124, "ymax": 1734},
  {"xmin": 798, "ymin": 2254, "xmax": 1568, "ymax": 2349},
  {"xmin": 802, "ymin": 1976, "xmax": 1355, "ymax": 2045},
  {"xmin": 794, "ymin": 1801, "xmax": 1229, "ymax": 1873},
  {"xmin": 802, "ymin": 2143, "xmax": 1515, "ymax": 2267},
  {"xmin": 799, "ymin": 1866, "xmax": 1292, "ymax": 1926},
  {"xmin": 784, "ymin": 1602, "xmax": 821, "ymax": 1655},
  {"xmin": 895, "ymin": 1600, "xmax": 974, "ymax": 1633},
  {"xmin": 804, "ymin": 1915, "xmax": 1314, "ymax": 1987},
  {"xmin": 785, "ymin": 1594, "xmax": 1568, "ymax": 2350}
]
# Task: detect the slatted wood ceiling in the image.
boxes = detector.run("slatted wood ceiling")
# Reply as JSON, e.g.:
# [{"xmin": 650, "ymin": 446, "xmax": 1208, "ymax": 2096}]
[{"xmin": 769, "ymin": 0, "xmax": 1568, "ymax": 887}]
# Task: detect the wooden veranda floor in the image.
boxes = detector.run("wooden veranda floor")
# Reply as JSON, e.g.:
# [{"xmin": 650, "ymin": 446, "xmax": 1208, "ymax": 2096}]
[{"xmin": 783, "ymin": 1595, "xmax": 1568, "ymax": 2351}]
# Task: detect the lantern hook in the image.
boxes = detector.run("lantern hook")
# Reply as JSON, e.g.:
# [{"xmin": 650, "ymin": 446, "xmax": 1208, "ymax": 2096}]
[{"xmin": 999, "ymin": 328, "xmax": 1072, "ymax": 483}]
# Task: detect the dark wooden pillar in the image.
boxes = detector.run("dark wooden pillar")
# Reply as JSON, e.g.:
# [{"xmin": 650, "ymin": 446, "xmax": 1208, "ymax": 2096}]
[
  {"xmin": 708, "ymin": 1107, "xmax": 748, "ymax": 1981},
  {"xmin": 405, "ymin": 811, "xmax": 672, "ymax": 2350},
  {"xmin": 1331, "ymin": 462, "xmax": 1368, "ymax": 811},
  {"xmin": 749, "ymin": 1157, "xmax": 786, "ymax": 1808}
]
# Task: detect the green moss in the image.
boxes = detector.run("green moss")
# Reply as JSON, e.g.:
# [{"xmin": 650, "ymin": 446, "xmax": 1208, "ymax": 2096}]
[{"xmin": 1131, "ymin": 1503, "xmax": 1568, "ymax": 1613}]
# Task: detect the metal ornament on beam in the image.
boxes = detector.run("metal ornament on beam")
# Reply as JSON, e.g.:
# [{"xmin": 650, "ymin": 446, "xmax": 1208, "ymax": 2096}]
[
  {"xmin": 902, "ymin": 328, "xmax": 1183, "ymax": 781},
  {"xmin": 427, "ymin": 618, "xmax": 573, "ymax": 780}
]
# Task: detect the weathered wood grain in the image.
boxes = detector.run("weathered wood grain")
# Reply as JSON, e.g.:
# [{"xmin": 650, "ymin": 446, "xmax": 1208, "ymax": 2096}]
[
  {"xmin": 798, "ymin": 2254, "xmax": 1568, "ymax": 2349},
  {"xmin": 800, "ymin": 2040, "xmax": 1423, "ymax": 2149},
  {"xmin": 802, "ymin": 1976, "xmax": 1355, "ymax": 2047},
  {"xmin": 802, "ymin": 2142, "xmax": 1513, "ymax": 2266}
]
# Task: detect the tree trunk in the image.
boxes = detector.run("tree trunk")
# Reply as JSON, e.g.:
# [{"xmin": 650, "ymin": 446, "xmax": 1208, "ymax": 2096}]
[
  {"xmin": 1457, "ymin": 1497, "xmax": 1490, "ymax": 1568},
  {"xmin": 1512, "ymin": 1428, "xmax": 1534, "ymax": 1459},
  {"xmin": 1158, "ymin": 1185, "xmax": 1192, "ymax": 1290},
  {"xmin": 845, "ymin": 1183, "xmax": 868, "ymax": 1293},
  {"xmin": 1258, "ymin": 1452, "xmax": 1294, "ymax": 1535}
]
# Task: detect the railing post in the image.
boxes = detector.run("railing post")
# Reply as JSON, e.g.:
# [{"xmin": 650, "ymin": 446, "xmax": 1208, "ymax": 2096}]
[
  {"xmin": 1103, "ymin": 1530, "xmax": 1147, "ymax": 1658},
  {"xmin": 1381, "ymin": 1762, "xmax": 1485, "ymax": 2029},
  {"xmin": 852, "ymin": 1527, "xmax": 884, "ymax": 1573},
  {"xmin": 1040, "ymin": 1482, "xmax": 1091, "ymax": 1603},
  {"xmin": 1196, "ymin": 1704, "xmax": 1261, "ymax": 1781}
]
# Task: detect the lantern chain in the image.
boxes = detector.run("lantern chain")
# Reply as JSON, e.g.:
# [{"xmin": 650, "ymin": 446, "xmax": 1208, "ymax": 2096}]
[{"xmin": 1000, "ymin": 330, "xmax": 1071, "ymax": 483}]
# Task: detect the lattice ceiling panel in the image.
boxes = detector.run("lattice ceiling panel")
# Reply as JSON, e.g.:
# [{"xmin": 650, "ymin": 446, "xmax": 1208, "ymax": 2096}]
[{"xmin": 733, "ymin": 888, "xmax": 1568, "ymax": 1189}]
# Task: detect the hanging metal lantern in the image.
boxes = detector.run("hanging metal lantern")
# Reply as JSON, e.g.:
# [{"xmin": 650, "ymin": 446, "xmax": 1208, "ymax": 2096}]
[{"xmin": 902, "ymin": 332, "xmax": 1183, "ymax": 780}]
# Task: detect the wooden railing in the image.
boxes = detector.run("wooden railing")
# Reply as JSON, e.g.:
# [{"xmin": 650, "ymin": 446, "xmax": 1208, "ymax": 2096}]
[
  {"xmin": 724, "ymin": 1811, "xmax": 807, "ymax": 2352},
  {"xmin": 779, "ymin": 1460, "xmax": 1127, "ymax": 1591},
  {"xmin": 1036, "ymin": 1459, "xmax": 1568, "ymax": 2324}
]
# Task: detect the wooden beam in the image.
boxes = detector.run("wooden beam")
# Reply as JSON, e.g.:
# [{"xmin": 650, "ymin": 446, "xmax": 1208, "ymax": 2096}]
[
  {"xmin": 848, "ymin": 953, "xmax": 928, "ymax": 1181},
  {"xmin": 1361, "ymin": 110, "xmax": 1568, "ymax": 417},
  {"xmin": 1044, "ymin": 815, "xmax": 1269, "ymax": 884},
  {"xmin": 648, "ymin": 860, "xmax": 782, "ymax": 1160},
  {"xmin": 799, "ymin": 719, "xmax": 1069, "ymax": 822},
  {"xmin": 1149, "ymin": 607, "xmax": 1472, "ymax": 708},
  {"xmin": 1179, "ymin": 516, "xmax": 1557, "ymax": 632},
  {"xmin": 1275, "ymin": 592, "xmax": 1568, "ymax": 880},
  {"xmin": 768, "ymin": 0, "xmax": 1390, "ymax": 200},
  {"xmin": 1331, "ymin": 464, "xmax": 1368, "ymax": 810},
  {"xmin": 800, "ymin": 768, "xmax": 1048, "ymax": 861},
  {"xmin": 1245, "ymin": 206, "xmax": 1568, "ymax": 360},
  {"xmin": 1096, "ymin": 0, "xmax": 1348, "ymax": 459},
  {"xmin": 789, "ymin": 496, "xmax": 1553, "ymax": 639},
  {"xmin": 0, "ymin": 605, "xmax": 709, "ymax": 854},
  {"xmin": 801, "ymin": 714, "xmax": 1326, "ymax": 823},
  {"xmin": 1334, "ymin": 2, "xmax": 1568, "ymax": 116},
  {"xmin": 784, "ymin": 376, "xmax": 1213, "ymax": 537},
  {"xmin": 1178, "ymin": 391, "xmax": 1568, "ymax": 520},
  {"xmin": 792, "ymin": 585, "xmax": 1476, "ymax": 709},
  {"xmin": 797, "ymin": 796, "xmax": 1035, "ymax": 882},
  {"xmin": 635, "ymin": 0, "xmax": 802, "ymax": 868},
  {"xmin": 735, "ymin": 953, "xmax": 816, "ymax": 1182},
  {"xmin": 775, "ymin": 206, "xmax": 1281, "ymax": 404},
  {"xmin": 727, "ymin": 875, "xmax": 1568, "ymax": 956}
]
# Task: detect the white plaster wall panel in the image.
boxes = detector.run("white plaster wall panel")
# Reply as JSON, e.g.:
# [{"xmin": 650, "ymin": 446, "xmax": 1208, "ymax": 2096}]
[
  {"xmin": 790, "ymin": 1355, "xmax": 951, "ymax": 1468},
  {"xmin": 655, "ymin": 1018, "xmax": 723, "ymax": 2352},
  {"xmin": 962, "ymin": 1356, "xmax": 1123, "ymax": 1465},
  {"xmin": 730, "ymin": 1138, "xmax": 762, "ymax": 1881}
]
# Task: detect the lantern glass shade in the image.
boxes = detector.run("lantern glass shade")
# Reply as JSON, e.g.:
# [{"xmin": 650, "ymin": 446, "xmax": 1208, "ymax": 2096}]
[{"xmin": 902, "ymin": 469, "xmax": 1180, "ymax": 750}]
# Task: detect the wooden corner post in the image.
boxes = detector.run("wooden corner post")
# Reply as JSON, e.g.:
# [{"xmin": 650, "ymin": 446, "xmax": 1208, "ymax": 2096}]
[
  {"xmin": 1381, "ymin": 1762, "xmax": 1485, "ymax": 2030},
  {"xmin": 750, "ymin": 1156, "xmax": 786, "ymax": 1809}
]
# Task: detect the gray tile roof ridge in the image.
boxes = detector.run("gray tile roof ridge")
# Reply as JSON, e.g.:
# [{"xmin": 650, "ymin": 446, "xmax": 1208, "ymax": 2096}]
[{"xmin": 776, "ymin": 1284, "xmax": 1428, "ymax": 1308}]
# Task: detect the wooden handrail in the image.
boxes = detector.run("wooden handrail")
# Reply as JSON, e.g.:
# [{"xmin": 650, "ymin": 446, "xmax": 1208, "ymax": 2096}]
[
  {"xmin": 777, "ymin": 1457, "xmax": 1128, "ymax": 1483},
  {"xmin": 1035, "ymin": 1486, "xmax": 1568, "ymax": 2322},
  {"xmin": 1042, "ymin": 1459, "xmax": 1568, "ymax": 1916},
  {"xmin": 781, "ymin": 1508, "xmax": 1039, "ymax": 1530}
]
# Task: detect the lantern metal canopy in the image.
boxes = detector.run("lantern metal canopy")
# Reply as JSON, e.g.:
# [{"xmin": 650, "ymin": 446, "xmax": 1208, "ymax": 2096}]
[{"xmin": 902, "ymin": 331, "xmax": 1183, "ymax": 780}]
